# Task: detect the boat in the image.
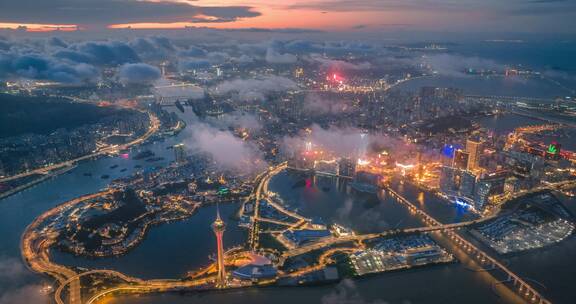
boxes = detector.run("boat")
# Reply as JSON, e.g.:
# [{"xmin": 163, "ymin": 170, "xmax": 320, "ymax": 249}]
[{"xmin": 146, "ymin": 157, "xmax": 165, "ymax": 163}]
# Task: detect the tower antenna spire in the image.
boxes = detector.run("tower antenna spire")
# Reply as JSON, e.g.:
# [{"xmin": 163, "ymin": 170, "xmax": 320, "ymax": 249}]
[{"xmin": 212, "ymin": 202, "xmax": 227, "ymax": 287}]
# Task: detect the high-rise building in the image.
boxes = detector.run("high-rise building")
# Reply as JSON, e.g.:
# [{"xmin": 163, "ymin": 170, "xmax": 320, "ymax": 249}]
[
  {"xmin": 212, "ymin": 208, "xmax": 227, "ymax": 287},
  {"xmin": 174, "ymin": 143, "xmax": 187, "ymax": 164},
  {"xmin": 439, "ymin": 166, "xmax": 457, "ymax": 194},
  {"xmin": 474, "ymin": 172, "xmax": 507, "ymax": 210},
  {"xmin": 474, "ymin": 181, "xmax": 491, "ymax": 211},
  {"xmin": 453, "ymin": 150, "xmax": 469, "ymax": 170},
  {"xmin": 294, "ymin": 67, "xmax": 304, "ymax": 78},
  {"xmin": 466, "ymin": 139, "xmax": 482, "ymax": 171},
  {"xmin": 459, "ymin": 171, "xmax": 476, "ymax": 199}
]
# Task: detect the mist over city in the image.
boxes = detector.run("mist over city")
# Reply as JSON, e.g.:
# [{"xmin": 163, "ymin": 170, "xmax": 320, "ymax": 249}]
[{"xmin": 1, "ymin": 1, "xmax": 576, "ymax": 304}]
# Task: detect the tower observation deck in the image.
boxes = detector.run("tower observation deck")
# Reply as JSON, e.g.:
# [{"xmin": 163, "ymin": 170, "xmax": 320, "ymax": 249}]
[{"xmin": 212, "ymin": 208, "xmax": 227, "ymax": 287}]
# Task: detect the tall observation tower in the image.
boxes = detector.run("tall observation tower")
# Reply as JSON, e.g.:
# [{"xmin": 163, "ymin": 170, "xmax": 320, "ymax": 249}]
[{"xmin": 212, "ymin": 207, "xmax": 227, "ymax": 287}]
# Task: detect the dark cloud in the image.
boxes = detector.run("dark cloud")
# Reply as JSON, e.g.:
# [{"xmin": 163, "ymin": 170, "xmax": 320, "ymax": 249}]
[
  {"xmin": 287, "ymin": 0, "xmax": 461, "ymax": 12},
  {"xmin": 47, "ymin": 37, "xmax": 68, "ymax": 48},
  {"xmin": 53, "ymin": 49, "xmax": 94, "ymax": 63},
  {"xmin": 0, "ymin": 40, "xmax": 10, "ymax": 51},
  {"xmin": 283, "ymin": 40, "xmax": 324, "ymax": 53},
  {"xmin": 310, "ymin": 55, "xmax": 372, "ymax": 71},
  {"xmin": 179, "ymin": 46, "xmax": 208, "ymax": 58},
  {"xmin": 117, "ymin": 63, "xmax": 160, "ymax": 84},
  {"xmin": 53, "ymin": 40, "xmax": 140, "ymax": 65},
  {"xmin": 220, "ymin": 27, "xmax": 324, "ymax": 34},
  {"xmin": 0, "ymin": 0, "xmax": 260, "ymax": 27},
  {"xmin": 0, "ymin": 51, "xmax": 99, "ymax": 84},
  {"xmin": 129, "ymin": 36, "xmax": 175, "ymax": 61},
  {"xmin": 75, "ymin": 41, "xmax": 140, "ymax": 65}
]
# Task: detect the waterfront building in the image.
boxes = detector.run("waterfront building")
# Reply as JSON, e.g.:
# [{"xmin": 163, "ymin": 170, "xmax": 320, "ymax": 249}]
[
  {"xmin": 474, "ymin": 180, "xmax": 491, "ymax": 210},
  {"xmin": 466, "ymin": 139, "xmax": 482, "ymax": 171},
  {"xmin": 459, "ymin": 171, "xmax": 477, "ymax": 199},
  {"xmin": 453, "ymin": 149, "xmax": 469, "ymax": 170},
  {"xmin": 232, "ymin": 264, "xmax": 277, "ymax": 281},
  {"xmin": 212, "ymin": 208, "xmax": 227, "ymax": 287},
  {"xmin": 474, "ymin": 172, "xmax": 506, "ymax": 210},
  {"xmin": 439, "ymin": 166, "xmax": 457, "ymax": 194}
]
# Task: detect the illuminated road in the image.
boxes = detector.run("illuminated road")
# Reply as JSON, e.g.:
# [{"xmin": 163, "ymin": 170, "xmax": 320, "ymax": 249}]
[
  {"xmin": 1, "ymin": 108, "xmax": 160, "ymax": 184},
  {"xmin": 249, "ymin": 164, "xmax": 557, "ymax": 303},
  {"xmin": 278, "ymin": 219, "xmax": 494, "ymax": 265},
  {"xmin": 249, "ymin": 162, "xmax": 288, "ymax": 250},
  {"xmin": 21, "ymin": 190, "xmax": 220, "ymax": 304},
  {"xmin": 22, "ymin": 162, "xmax": 565, "ymax": 304},
  {"xmin": 21, "ymin": 191, "xmax": 113, "ymax": 304}
]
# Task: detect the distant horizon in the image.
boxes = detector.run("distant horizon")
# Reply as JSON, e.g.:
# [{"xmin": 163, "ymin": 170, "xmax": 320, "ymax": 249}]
[{"xmin": 1, "ymin": 0, "xmax": 576, "ymax": 34}]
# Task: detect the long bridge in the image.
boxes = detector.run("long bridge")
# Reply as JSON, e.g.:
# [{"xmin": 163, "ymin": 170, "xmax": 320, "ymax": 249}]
[
  {"xmin": 385, "ymin": 186, "xmax": 552, "ymax": 304},
  {"xmin": 260, "ymin": 165, "xmax": 553, "ymax": 304},
  {"xmin": 278, "ymin": 220, "xmax": 483, "ymax": 264},
  {"xmin": 248, "ymin": 162, "xmax": 288, "ymax": 250}
]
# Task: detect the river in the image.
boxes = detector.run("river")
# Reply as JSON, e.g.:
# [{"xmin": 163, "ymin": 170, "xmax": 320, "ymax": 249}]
[{"xmin": 1, "ymin": 103, "xmax": 574, "ymax": 303}]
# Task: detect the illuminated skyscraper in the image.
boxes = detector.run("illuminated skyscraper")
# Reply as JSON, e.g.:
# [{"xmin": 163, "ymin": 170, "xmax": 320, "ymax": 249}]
[
  {"xmin": 453, "ymin": 149, "xmax": 469, "ymax": 170},
  {"xmin": 294, "ymin": 67, "xmax": 304, "ymax": 78},
  {"xmin": 466, "ymin": 139, "xmax": 482, "ymax": 171},
  {"xmin": 212, "ymin": 208, "xmax": 227, "ymax": 287}
]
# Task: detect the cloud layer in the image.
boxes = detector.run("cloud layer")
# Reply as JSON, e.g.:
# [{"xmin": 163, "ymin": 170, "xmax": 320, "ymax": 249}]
[
  {"xmin": 0, "ymin": 0, "xmax": 260, "ymax": 27},
  {"xmin": 118, "ymin": 63, "xmax": 161, "ymax": 84},
  {"xmin": 183, "ymin": 116, "xmax": 267, "ymax": 175}
]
